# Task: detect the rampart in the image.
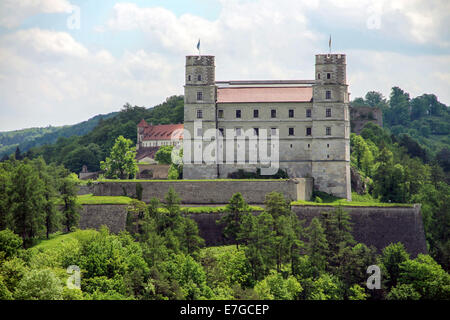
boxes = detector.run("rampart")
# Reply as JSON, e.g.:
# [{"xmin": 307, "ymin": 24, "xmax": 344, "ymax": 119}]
[
  {"xmin": 77, "ymin": 203, "xmax": 427, "ymax": 257},
  {"xmin": 92, "ymin": 179, "xmax": 313, "ymax": 204}
]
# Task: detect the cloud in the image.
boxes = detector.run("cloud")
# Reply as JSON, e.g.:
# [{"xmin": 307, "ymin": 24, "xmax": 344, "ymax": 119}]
[
  {"xmin": 0, "ymin": 0, "xmax": 449, "ymax": 131},
  {"xmin": 0, "ymin": 0, "xmax": 73, "ymax": 28},
  {"xmin": 0, "ymin": 28, "xmax": 180, "ymax": 131}
]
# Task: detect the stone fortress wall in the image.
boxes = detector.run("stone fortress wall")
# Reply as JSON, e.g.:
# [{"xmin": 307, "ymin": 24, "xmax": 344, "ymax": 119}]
[
  {"xmin": 77, "ymin": 202, "xmax": 427, "ymax": 257},
  {"xmin": 92, "ymin": 179, "xmax": 313, "ymax": 204}
]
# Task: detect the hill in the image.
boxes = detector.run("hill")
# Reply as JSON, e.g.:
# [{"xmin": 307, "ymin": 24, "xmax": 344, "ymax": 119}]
[
  {"xmin": 24, "ymin": 95, "xmax": 183, "ymax": 173},
  {"xmin": 0, "ymin": 112, "xmax": 118, "ymax": 159}
]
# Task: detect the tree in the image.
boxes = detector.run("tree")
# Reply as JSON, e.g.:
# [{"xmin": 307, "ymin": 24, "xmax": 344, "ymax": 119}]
[
  {"xmin": 320, "ymin": 206, "xmax": 355, "ymax": 271},
  {"xmin": 237, "ymin": 212, "xmax": 276, "ymax": 281},
  {"xmin": 0, "ymin": 229, "xmax": 23, "ymax": 258},
  {"xmin": 305, "ymin": 217, "xmax": 329, "ymax": 277},
  {"xmin": 218, "ymin": 192, "xmax": 250, "ymax": 248},
  {"xmin": 180, "ymin": 218, "xmax": 205, "ymax": 257},
  {"xmin": 254, "ymin": 271, "xmax": 302, "ymax": 300},
  {"xmin": 378, "ymin": 242, "xmax": 410, "ymax": 289},
  {"xmin": 100, "ymin": 135, "xmax": 138, "ymax": 179},
  {"xmin": 386, "ymin": 283, "xmax": 421, "ymax": 300},
  {"xmin": 14, "ymin": 269, "xmax": 63, "ymax": 300},
  {"xmin": 397, "ymin": 254, "xmax": 450, "ymax": 300},
  {"xmin": 59, "ymin": 173, "xmax": 81, "ymax": 232},
  {"xmin": 365, "ymin": 91, "xmax": 384, "ymax": 107},
  {"xmin": 9, "ymin": 161, "xmax": 46, "ymax": 246},
  {"xmin": 155, "ymin": 145, "xmax": 174, "ymax": 165}
]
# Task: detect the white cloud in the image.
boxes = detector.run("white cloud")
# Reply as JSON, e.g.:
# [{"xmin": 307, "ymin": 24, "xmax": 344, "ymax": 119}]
[
  {"xmin": 0, "ymin": 0, "xmax": 73, "ymax": 28},
  {"xmin": 0, "ymin": 28, "xmax": 180, "ymax": 131},
  {"xmin": 0, "ymin": 0, "xmax": 449, "ymax": 131}
]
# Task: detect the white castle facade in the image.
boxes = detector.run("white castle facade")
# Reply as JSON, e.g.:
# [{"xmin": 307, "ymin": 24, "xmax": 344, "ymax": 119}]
[{"xmin": 182, "ymin": 54, "xmax": 351, "ymax": 200}]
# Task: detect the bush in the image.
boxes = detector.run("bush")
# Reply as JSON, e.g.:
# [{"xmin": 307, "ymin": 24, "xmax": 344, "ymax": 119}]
[
  {"xmin": 14, "ymin": 269, "xmax": 63, "ymax": 300},
  {"xmin": 0, "ymin": 229, "xmax": 23, "ymax": 258},
  {"xmin": 314, "ymin": 196, "xmax": 323, "ymax": 203}
]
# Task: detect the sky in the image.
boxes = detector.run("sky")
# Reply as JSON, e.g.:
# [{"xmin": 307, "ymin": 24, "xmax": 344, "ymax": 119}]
[{"xmin": 0, "ymin": 0, "xmax": 449, "ymax": 131}]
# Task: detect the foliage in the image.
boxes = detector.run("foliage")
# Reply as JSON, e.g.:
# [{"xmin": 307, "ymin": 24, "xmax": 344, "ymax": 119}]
[
  {"xmin": 100, "ymin": 135, "xmax": 138, "ymax": 179},
  {"xmin": 0, "ymin": 229, "xmax": 23, "ymax": 258},
  {"xmin": 14, "ymin": 269, "xmax": 63, "ymax": 300}
]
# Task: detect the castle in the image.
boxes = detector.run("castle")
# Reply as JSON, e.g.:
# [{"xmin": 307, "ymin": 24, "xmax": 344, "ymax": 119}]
[{"xmin": 183, "ymin": 53, "xmax": 351, "ymax": 200}]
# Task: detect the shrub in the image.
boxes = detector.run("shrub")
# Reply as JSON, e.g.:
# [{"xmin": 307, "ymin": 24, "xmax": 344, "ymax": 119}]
[
  {"xmin": 14, "ymin": 269, "xmax": 63, "ymax": 300},
  {"xmin": 0, "ymin": 229, "xmax": 23, "ymax": 258}
]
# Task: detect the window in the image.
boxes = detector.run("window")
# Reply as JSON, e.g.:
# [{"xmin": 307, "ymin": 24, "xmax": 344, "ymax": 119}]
[
  {"xmin": 197, "ymin": 128, "xmax": 202, "ymax": 136},
  {"xmin": 253, "ymin": 128, "xmax": 259, "ymax": 136},
  {"xmin": 327, "ymin": 73, "xmax": 331, "ymax": 79},
  {"xmin": 327, "ymin": 154, "xmax": 330, "ymax": 159},
  {"xmin": 218, "ymin": 128, "xmax": 224, "ymax": 136},
  {"xmin": 218, "ymin": 109, "xmax": 224, "ymax": 118},
  {"xmin": 236, "ymin": 110, "xmax": 241, "ymax": 118},
  {"xmin": 326, "ymin": 108, "xmax": 331, "ymax": 117},
  {"xmin": 317, "ymin": 73, "xmax": 321, "ymax": 79},
  {"xmin": 307, "ymin": 144, "xmax": 310, "ymax": 148},
  {"xmin": 271, "ymin": 109, "xmax": 277, "ymax": 118},
  {"xmin": 188, "ymin": 75, "xmax": 191, "ymax": 81},
  {"xmin": 327, "ymin": 144, "xmax": 330, "ymax": 148},
  {"xmin": 254, "ymin": 109, "xmax": 259, "ymax": 118},
  {"xmin": 197, "ymin": 91, "xmax": 203, "ymax": 101},
  {"xmin": 326, "ymin": 127, "xmax": 331, "ymax": 136},
  {"xmin": 235, "ymin": 128, "xmax": 241, "ymax": 136},
  {"xmin": 289, "ymin": 127, "xmax": 295, "ymax": 136},
  {"xmin": 196, "ymin": 110, "xmax": 203, "ymax": 119},
  {"xmin": 271, "ymin": 128, "xmax": 277, "ymax": 136},
  {"xmin": 306, "ymin": 109, "xmax": 312, "ymax": 118},
  {"xmin": 325, "ymin": 90, "xmax": 331, "ymax": 100},
  {"xmin": 306, "ymin": 127, "xmax": 312, "ymax": 136},
  {"xmin": 289, "ymin": 109, "xmax": 294, "ymax": 118},
  {"xmin": 197, "ymin": 74, "xmax": 202, "ymax": 81}
]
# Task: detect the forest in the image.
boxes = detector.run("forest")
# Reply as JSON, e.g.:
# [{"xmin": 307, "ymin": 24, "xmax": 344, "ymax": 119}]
[{"xmin": 0, "ymin": 87, "xmax": 449, "ymax": 300}]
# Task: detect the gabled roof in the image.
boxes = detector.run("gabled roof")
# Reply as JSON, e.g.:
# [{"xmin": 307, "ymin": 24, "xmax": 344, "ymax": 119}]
[
  {"xmin": 137, "ymin": 119, "xmax": 149, "ymax": 127},
  {"xmin": 217, "ymin": 86, "xmax": 313, "ymax": 103},
  {"xmin": 142, "ymin": 123, "xmax": 184, "ymax": 141}
]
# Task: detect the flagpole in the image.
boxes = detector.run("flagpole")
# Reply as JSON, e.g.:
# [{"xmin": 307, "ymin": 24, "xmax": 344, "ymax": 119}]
[{"xmin": 329, "ymin": 34, "xmax": 331, "ymax": 54}]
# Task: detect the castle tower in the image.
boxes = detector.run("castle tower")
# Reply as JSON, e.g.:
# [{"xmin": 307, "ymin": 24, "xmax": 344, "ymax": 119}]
[
  {"xmin": 183, "ymin": 55, "xmax": 218, "ymax": 179},
  {"xmin": 311, "ymin": 54, "xmax": 351, "ymax": 200}
]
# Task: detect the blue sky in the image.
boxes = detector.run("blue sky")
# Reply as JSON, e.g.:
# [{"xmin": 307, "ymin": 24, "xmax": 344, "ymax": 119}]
[{"xmin": 0, "ymin": 0, "xmax": 449, "ymax": 131}]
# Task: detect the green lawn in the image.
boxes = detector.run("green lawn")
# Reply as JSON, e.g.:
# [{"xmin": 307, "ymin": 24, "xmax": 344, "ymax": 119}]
[
  {"xmin": 77, "ymin": 194, "xmax": 133, "ymax": 205},
  {"xmin": 291, "ymin": 192, "xmax": 414, "ymax": 207},
  {"xmin": 32, "ymin": 229, "xmax": 98, "ymax": 250}
]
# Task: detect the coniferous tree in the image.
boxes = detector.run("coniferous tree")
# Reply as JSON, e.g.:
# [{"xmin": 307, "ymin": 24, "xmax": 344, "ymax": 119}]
[
  {"xmin": 305, "ymin": 217, "xmax": 329, "ymax": 277},
  {"xmin": 59, "ymin": 173, "xmax": 81, "ymax": 232},
  {"xmin": 9, "ymin": 161, "xmax": 46, "ymax": 246},
  {"xmin": 218, "ymin": 192, "xmax": 250, "ymax": 249}
]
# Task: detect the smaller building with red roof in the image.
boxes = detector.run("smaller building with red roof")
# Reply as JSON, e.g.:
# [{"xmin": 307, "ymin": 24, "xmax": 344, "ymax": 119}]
[{"xmin": 136, "ymin": 120, "xmax": 183, "ymax": 163}]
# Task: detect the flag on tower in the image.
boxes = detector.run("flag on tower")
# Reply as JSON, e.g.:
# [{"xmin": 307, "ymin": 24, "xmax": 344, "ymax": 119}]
[{"xmin": 329, "ymin": 35, "xmax": 331, "ymax": 53}]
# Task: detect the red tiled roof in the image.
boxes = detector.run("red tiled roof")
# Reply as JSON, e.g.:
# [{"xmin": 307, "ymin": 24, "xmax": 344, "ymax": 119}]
[
  {"xmin": 136, "ymin": 147, "xmax": 159, "ymax": 160},
  {"xmin": 142, "ymin": 123, "xmax": 184, "ymax": 141},
  {"xmin": 217, "ymin": 87, "xmax": 313, "ymax": 103},
  {"xmin": 137, "ymin": 119, "xmax": 148, "ymax": 127}
]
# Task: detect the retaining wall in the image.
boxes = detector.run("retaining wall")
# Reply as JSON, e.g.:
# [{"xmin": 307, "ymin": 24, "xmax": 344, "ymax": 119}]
[
  {"xmin": 92, "ymin": 179, "xmax": 313, "ymax": 204},
  {"xmin": 77, "ymin": 203, "xmax": 427, "ymax": 257}
]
